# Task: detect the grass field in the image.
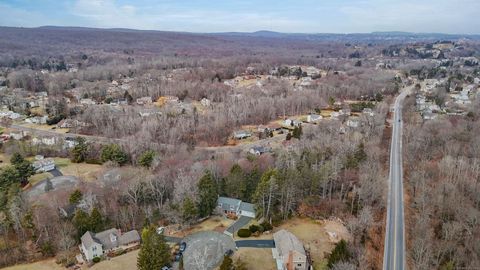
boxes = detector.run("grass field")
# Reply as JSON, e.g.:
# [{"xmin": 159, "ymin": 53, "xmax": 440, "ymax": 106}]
[
  {"xmin": 28, "ymin": 172, "xmax": 52, "ymax": 186},
  {"xmin": 172, "ymin": 216, "xmax": 234, "ymax": 237},
  {"xmin": 54, "ymin": 158, "xmax": 103, "ymax": 181},
  {"xmin": 232, "ymin": 248, "xmax": 276, "ymax": 270},
  {"xmin": 3, "ymin": 259, "xmax": 64, "ymax": 270},
  {"xmin": 89, "ymin": 250, "xmax": 139, "ymax": 270}
]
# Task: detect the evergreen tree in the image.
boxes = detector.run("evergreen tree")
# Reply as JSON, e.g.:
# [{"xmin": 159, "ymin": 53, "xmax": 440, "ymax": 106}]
[
  {"xmin": 327, "ymin": 240, "xmax": 351, "ymax": 268},
  {"xmin": 224, "ymin": 164, "xmax": 245, "ymax": 199},
  {"xmin": 138, "ymin": 150, "xmax": 155, "ymax": 168},
  {"xmin": 89, "ymin": 207, "xmax": 104, "ymax": 232},
  {"xmin": 0, "ymin": 166, "xmax": 20, "ymax": 191},
  {"xmin": 137, "ymin": 226, "xmax": 171, "ymax": 270},
  {"xmin": 219, "ymin": 255, "xmax": 233, "ymax": 270},
  {"xmin": 71, "ymin": 137, "xmax": 88, "ymax": 163},
  {"xmin": 73, "ymin": 209, "xmax": 90, "ymax": 238},
  {"xmin": 197, "ymin": 171, "xmax": 218, "ymax": 217},
  {"xmin": 101, "ymin": 144, "xmax": 129, "ymax": 165},
  {"xmin": 182, "ymin": 197, "xmax": 197, "ymax": 223},
  {"xmin": 69, "ymin": 189, "xmax": 83, "ymax": 204},
  {"xmin": 10, "ymin": 153, "xmax": 34, "ymax": 184}
]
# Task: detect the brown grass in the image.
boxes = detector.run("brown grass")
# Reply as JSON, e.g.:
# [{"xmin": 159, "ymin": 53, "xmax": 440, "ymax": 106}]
[
  {"xmin": 3, "ymin": 259, "xmax": 64, "ymax": 270},
  {"xmin": 233, "ymin": 248, "xmax": 276, "ymax": 270}
]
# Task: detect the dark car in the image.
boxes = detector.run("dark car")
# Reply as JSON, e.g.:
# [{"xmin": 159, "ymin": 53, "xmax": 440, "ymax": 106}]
[
  {"xmin": 174, "ymin": 253, "xmax": 183, "ymax": 262},
  {"xmin": 224, "ymin": 249, "xmax": 234, "ymax": 257},
  {"xmin": 179, "ymin": 242, "xmax": 187, "ymax": 252}
]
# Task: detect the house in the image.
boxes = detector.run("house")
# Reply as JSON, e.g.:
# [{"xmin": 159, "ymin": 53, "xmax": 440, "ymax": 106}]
[
  {"xmin": 362, "ymin": 108, "xmax": 375, "ymax": 117},
  {"xmin": 80, "ymin": 98, "xmax": 97, "ymax": 105},
  {"xmin": 80, "ymin": 228, "xmax": 140, "ymax": 262},
  {"xmin": 233, "ymin": 130, "xmax": 252, "ymax": 140},
  {"xmin": 273, "ymin": 230, "xmax": 308, "ymax": 270},
  {"xmin": 306, "ymin": 114, "xmax": 322, "ymax": 123},
  {"xmin": 33, "ymin": 157, "xmax": 55, "ymax": 172},
  {"xmin": 200, "ymin": 98, "xmax": 211, "ymax": 107},
  {"xmin": 217, "ymin": 197, "xmax": 255, "ymax": 218},
  {"xmin": 284, "ymin": 119, "xmax": 301, "ymax": 128},
  {"xmin": 0, "ymin": 111, "xmax": 22, "ymax": 120},
  {"xmin": 9, "ymin": 131, "xmax": 28, "ymax": 140},
  {"xmin": 63, "ymin": 137, "xmax": 79, "ymax": 149},
  {"xmin": 346, "ymin": 119, "xmax": 360, "ymax": 128},
  {"xmin": 32, "ymin": 136, "xmax": 56, "ymax": 146},
  {"xmin": 25, "ymin": 115, "xmax": 48, "ymax": 124},
  {"xmin": 136, "ymin": 97, "xmax": 153, "ymax": 105},
  {"xmin": 249, "ymin": 146, "xmax": 271, "ymax": 156}
]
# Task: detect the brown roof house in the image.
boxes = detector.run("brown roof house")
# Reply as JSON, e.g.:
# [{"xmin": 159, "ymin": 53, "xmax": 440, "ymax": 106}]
[
  {"xmin": 80, "ymin": 228, "xmax": 140, "ymax": 262},
  {"xmin": 273, "ymin": 229, "xmax": 308, "ymax": 270}
]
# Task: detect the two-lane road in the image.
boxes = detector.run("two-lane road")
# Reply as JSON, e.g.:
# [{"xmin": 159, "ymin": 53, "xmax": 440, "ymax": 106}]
[{"xmin": 383, "ymin": 87, "xmax": 411, "ymax": 270}]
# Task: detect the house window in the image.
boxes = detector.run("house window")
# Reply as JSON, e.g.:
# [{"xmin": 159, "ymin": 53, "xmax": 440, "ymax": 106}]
[{"xmin": 298, "ymin": 263, "xmax": 302, "ymax": 266}]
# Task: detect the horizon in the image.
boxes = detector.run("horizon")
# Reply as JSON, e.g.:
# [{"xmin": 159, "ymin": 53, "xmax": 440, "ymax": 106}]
[
  {"xmin": 2, "ymin": 25, "xmax": 479, "ymax": 37},
  {"xmin": 1, "ymin": 0, "xmax": 480, "ymax": 35}
]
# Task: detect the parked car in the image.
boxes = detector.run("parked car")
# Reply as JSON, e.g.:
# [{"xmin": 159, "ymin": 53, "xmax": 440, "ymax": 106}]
[
  {"xmin": 156, "ymin": 226, "xmax": 165, "ymax": 235},
  {"xmin": 224, "ymin": 249, "xmax": 234, "ymax": 257},
  {"xmin": 179, "ymin": 242, "xmax": 187, "ymax": 252},
  {"xmin": 174, "ymin": 253, "xmax": 183, "ymax": 262}
]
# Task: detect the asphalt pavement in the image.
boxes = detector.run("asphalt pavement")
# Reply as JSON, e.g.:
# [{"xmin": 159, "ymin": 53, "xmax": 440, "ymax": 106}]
[
  {"xmin": 383, "ymin": 87, "xmax": 410, "ymax": 270},
  {"xmin": 235, "ymin": 239, "xmax": 275, "ymax": 248}
]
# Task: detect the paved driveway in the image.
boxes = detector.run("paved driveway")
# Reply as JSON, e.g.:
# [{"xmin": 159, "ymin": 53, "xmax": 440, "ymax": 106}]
[
  {"xmin": 50, "ymin": 168, "xmax": 63, "ymax": 177},
  {"xmin": 235, "ymin": 239, "xmax": 275, "ymax": 248},
  {"xmin": 225, "ymin": 216, "xmax": 252, "ymax": 236},
  {"xmin": 164, "ymin": 236, "xmax": 182, "ymax": 243}
]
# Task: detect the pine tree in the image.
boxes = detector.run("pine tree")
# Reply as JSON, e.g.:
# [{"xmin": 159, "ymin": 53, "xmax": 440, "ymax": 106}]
[
  {"xmin": 69, "ymin": 189, "xmax": 83, "ymax": 204},
  {"xmin": 89, "ymin": 207, "xmax": 104, "ymax": 232},
  {"xmin": 197, "ymin": 171, "xmax": 218, "ymax": 217},
  {"xmin": 71, "ymin": 137, "xmax": 88, "ymax": 163},
  {"xmin": 219, "ymin": 255, "xmax": 233, "ymax": 270},
  {"xmin": 182, "ymin": 197, "xmax": 198, "ymax": 223},
  {"xmin": 138, "ymin": 150, "xmax": 155, "ymax": 168},
  {"xmin": 137, "ymin": 226, "xmax": 171, "ymax": 270}
]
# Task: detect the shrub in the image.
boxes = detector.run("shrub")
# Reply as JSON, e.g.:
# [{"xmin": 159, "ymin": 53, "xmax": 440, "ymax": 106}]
[
  {"xmin": 249, "ymin": 224, "xmax": 260, "ymax": 233},
  {"xmin": 92, "ymin": 257, "xmax": 101, "ymax": 263},
  {"xmin": 260, "ymin": 221, "xmax": 273, "ymax": 231},
  {"xmin": 237, "ymin": 228, "xmax": 251, "ymax": 238},
  {"xmin": 327, "ymin": 240, "xmax": 351, "ymax": 268}
]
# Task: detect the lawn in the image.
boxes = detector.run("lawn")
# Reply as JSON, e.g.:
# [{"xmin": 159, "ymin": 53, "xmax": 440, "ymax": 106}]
[
  {"xmin": 232, "ymin": 248, "xmax": 276, "ymax": 270},
  {"xmin": 28, "ymin": 172, "xmax": 52, "ymax": 186},
  {"xmin": 171, "ymin": 216, "xmax": 234, "ymax": 237},
  {"xmin": 277, "ymin": 218, "xmax": 350, "ymax": 269},
  {"xmin": 20, "ymin": 123, "xmax": 70, "ymax": 133},
  {"xmin": 54, "ymin": 158, "xmax": 103, "ymax": 181},
  {"xmin": 89, "ymin": 249, "xmax": 139, "ymax": 270},
  {"xmin": 3, "ymin": 259, "xmax": 64, "ymax": 270}
]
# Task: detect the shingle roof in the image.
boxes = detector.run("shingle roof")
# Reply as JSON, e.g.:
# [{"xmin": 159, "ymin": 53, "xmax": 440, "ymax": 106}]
[
  {"xmin": 81, "ymin": 231, "xmax": 100, "ymax": 249},
  {"xmin": 119, "ymin": 230, "xmax": 141, "ymax": 245},
  {"xmin": 81, "ymin": 228, "xmax": 140, "ymax": 250},
  {"xmin": 273, "ymin": 229, "xmax": 305, "ymax": 257},
  {"xmin": 239, "ymin": 202, "xmax": 255, "ymax": 213},
  {"xmin": 218, "ymin": 196, "xmax": 241, "ymax": 212}
]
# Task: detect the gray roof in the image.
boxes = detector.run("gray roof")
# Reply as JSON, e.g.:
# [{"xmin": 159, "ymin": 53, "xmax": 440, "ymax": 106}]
[
  {"xmin": 81, "ymin": 228, "xmax": 140, "ymax": 250},
  {"xmin": 81, "ymin": 231, "xmax": 100, "ymax": 250},
  {"xmin": 119, "ymin": 230, "xmax": 141, "ymax": 245},
  {"xmin": 218, "ymin": 196, "xmax": 242, "ymax": 212},
  {"xmin": 273, "ymin": 229, "xmax": 305, "ymax": 257},
  {"xmin": 239, "ymin": 202, "xmax": 255, "ymax": 213}
]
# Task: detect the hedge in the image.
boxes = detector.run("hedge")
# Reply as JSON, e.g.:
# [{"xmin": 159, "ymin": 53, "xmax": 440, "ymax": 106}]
[{"xmin": 237, "ymin": 228, "xmax": 252, "ymax": 238}]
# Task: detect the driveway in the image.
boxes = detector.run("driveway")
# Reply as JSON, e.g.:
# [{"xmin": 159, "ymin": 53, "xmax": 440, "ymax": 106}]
[
  {"xmin": 225, "ymin": 216, "xmax": 253, "ymax": 236},
  {"xmin": 50, "ymin": 168, "xmax": 63, "ymax": 177},
  {"xmin": 235, "ymin": 239, "xmax": 275, "ymax": 248}
]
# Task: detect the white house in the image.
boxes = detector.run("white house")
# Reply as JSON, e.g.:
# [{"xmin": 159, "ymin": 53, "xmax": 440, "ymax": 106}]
[
  {"xmin": 33, "ymin": 157, "xmax": 55, "ymax": 172},
  {"xmin": 32, "ymin": 137, "xmax": 56, "ymax": 146},
  {"xmin": 200, "ymin": 98, "xmax": 211, "ymax": 107},
  {"xmin": 136, "ymin": 96, "xmax": 153, "ymax": 105},
  {"xmin": 233, "ymin": 130, "xmax": 252, "ymax": 140},
  {"xmin": 80, "ymin": 229, "xmax": 140, "ymax": 262},
  {"xmin": 306, "ymin": 114, "xmax": 322, "ymax": 123},
  {"xmin": 249, "ymin": 146, "xmax": 271, "ymax": 156},
  {"xmin": 284, "ymin": 119, "xmax": 301, "ymax": 127},
  {"xmin": 273, "ymin": 229, "xmax": 308, "ymax": 270},
  {"xmin": 80, "ymin": 98, "xmax": 97, "ymax": 105},
  {"xmin": 346, "ymin": 119, "xmax": 360, "ymax": 128}
]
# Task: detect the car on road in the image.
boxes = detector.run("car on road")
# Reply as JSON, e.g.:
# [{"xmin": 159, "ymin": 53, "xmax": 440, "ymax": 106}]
[
  {"xmin": 161, "ymin": 266, "xmax": 172, "ymax": 270},
  {"xmin": 224, "ymin": 249, "xmax": 234, "ymax": 257},
  {"xmin": 179, "ymin": 242, "xmax": 187, "ymax": 252},
  {"xmin": 156, "ymin": 226, "xmax": 165, "ymax": 235}
]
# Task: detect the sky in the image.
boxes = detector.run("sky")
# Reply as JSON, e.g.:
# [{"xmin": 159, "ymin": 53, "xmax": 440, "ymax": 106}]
[{"xmin": 0, "ymin": 0, "xmax": 479, "ymax": 34}]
